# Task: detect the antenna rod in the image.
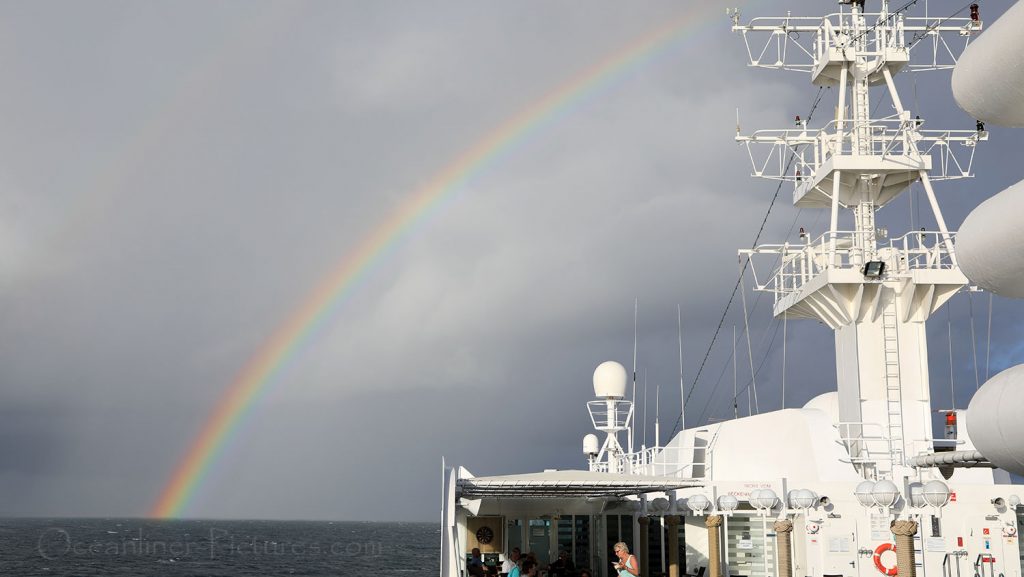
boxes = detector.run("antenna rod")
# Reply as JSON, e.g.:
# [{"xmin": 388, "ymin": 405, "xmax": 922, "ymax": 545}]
[
  {"xmin": 782, "ymin": 312, "xmax": 788, "ymax": 409},
  {"xmin": 630, "ymin": 298, "xmax": 638, "ymax": 454},
  {"xmin": 642, "ymin": 368, "xmax": 648, "ymax": 450},
  {"xmin": 655, "ymin": 376, "xmax": 661, "ymax": 448},
  {"xmin": 677, "ymin": 304, "xmax": 686, "ymax": 432},
  {"xmin": 948, "ymin": 306, "xmax": 956, "ymax": 411},
  {"xmin": 733, "ymin": 325, "xmax": 739, "ymax": 419}
]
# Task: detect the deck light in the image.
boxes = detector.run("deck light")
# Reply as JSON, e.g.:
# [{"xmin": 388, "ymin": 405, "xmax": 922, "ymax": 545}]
[
  {"xmin": 908, "ymin": 483, "xmax": 927, "ymax": 508},
  {"xmin": 652, "ymin": 497, "xmax": 670, "ymax": 513},
  {"xmin": 862, "ymin": 260, "xmax": 886, "ymax": 279},
  {"xmin": 991, "ymin": 497, "xmax": 1005, "ymax": 508},
  {"xmin": 871, "ymin": 480, "xmax": 900, "ymax": 507},
  {"xmin": 717, "ymin": 495, "xmax": 739, "ymax": 513},
  {"xmin": 922, "ymin": 480, "xmax": 951, "ymax": 508},
  {"xmin": 1009, "ymin": 495, "xmax": 1021, "ymax": 509},
  {"xmin": 751, "ymin": 488, "xmax": 778, "ymax": 511},
  {"xmin": 687, "ymin": 494, "xmax": 710, "ymax": 515},
  {"xmin": 855, "ymin": 481, "xmax": 875, "ymax": 507},
  {"xmin": 789, "ymin": 489, "xmax": 817, "ymax": 510}
]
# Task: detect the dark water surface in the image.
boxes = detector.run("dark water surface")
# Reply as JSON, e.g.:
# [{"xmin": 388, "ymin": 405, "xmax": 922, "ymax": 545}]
[{"xmin": 0, "ymin": 518, "xmax": 437, "ymax": 576}]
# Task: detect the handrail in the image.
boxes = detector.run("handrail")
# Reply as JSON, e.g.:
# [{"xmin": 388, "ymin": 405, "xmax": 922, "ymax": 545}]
[{"xmin": 739, "ymin": 230, "xmax": 958, "ymax": 304}]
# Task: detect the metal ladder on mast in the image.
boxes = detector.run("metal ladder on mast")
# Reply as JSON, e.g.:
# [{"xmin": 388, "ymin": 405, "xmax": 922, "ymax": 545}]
[{"xmin": 881, "ymin": 298, "xmax": 905, "ymax": 473}]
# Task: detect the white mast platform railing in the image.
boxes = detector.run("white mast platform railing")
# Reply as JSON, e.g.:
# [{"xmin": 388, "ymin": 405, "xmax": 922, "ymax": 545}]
[
  {"xmin": 732, "ymin": 12, "xmax": 981, "ymax": 73},
  {"xmin": 740, "ymin": 230, "xmax": 958, "ymax": 303},
  {"xmin": 588, "ymin": 446, "xmax": 706, "ymax": 478},
  {"xmin": 736, "ymin": 118, "xmax": 985, "ymax": 184}
]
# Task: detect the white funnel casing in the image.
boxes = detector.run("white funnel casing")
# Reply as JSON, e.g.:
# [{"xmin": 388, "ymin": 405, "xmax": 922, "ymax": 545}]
[
  {"xmin": 956, "ymin": 179, "xmax": 1024, "ymax": 298},
  {"xmin": 967, "ymin": 364, "xmax": 1024, "ymax": 476},
  {"xmin": 952, "ymin": 1, "xmax": 1024, "ymax": 127}
]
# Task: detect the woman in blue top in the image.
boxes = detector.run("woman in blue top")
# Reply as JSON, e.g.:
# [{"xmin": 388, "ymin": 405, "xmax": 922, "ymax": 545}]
[{"xmin": 612, "ymin": 542, "xmax": 639, "ymax": 577}]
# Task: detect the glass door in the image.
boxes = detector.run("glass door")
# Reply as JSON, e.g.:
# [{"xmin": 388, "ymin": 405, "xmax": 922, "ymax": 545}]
[{"xmin": 529, "ymin": 518, "xmax": 553, "ymax": 565}]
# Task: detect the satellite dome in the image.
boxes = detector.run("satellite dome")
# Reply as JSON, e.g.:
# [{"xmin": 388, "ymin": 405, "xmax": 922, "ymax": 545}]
[
  {"xmin": 967, "ymin": 364, "xmax": 1024, "ymax": 475},
  {"xmin": 593, "ymin": 361, "xmax": 628, "ymax": 398},
  {"xmin": 583, "ymin": 434, "xmax": 600, "ymax": 455}
]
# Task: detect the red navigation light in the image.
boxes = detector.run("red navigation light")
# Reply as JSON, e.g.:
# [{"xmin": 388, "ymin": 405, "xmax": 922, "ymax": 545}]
[{"xmin": 946, "ymin": 412, "xmax": 957, "ymax": 425}]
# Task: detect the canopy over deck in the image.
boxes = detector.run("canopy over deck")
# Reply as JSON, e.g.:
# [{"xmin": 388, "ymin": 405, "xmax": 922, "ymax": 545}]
[{"xmin": 456, "ymin": 469, "xmax": 701, "ymax": 499}]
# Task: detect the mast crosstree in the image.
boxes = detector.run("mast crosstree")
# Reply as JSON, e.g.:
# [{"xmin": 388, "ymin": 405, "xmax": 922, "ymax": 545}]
[{"xmin": 732, "ymin": 0, "xmax": 985, "ymax": 480}]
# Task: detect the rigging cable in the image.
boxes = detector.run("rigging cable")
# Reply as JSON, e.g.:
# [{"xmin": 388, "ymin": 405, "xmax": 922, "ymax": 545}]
[
  {"xmin": 739, "ymin": 258, "xmax": 759, "ymax": 414},
  {"xmin": 782, "ymin": 311, "xmax": 788, "ymax": 409},
  {"xmin": 968, "ymin": 291, "xmax": 980, "ymax": 390},
  {"xmin": 947, "ymin": 302, "xmax": 956, "ymax": 410},
  {"xmin": 693, "ymin": 209, "xmax": 823, "ymax": 425},
  {"xmin": 985, "ymin": 292, "xmax": 993, "ymax": 381},
  {"xmin": 668, "ymin": 86, "xmax": 826, "ymax": 437},
  {"xmin": 908, "ymin": 1, "xmax": 982, "ymax": 49}
]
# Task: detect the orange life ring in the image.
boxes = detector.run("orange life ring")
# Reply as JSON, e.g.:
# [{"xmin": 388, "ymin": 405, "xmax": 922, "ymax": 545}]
[{"xmin": 873, "ymin": 543, "xmax": 898, "ymax": 576}]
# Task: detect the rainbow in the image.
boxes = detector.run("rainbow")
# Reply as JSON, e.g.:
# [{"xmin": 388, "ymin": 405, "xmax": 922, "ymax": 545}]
[{"xmin": 151, "ymin": 5, "xmax": 722, "ymax": 518}]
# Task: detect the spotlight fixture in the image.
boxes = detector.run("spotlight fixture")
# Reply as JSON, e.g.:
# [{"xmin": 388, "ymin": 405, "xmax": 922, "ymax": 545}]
[{"xmin": 862, "ymin": 260, "xmax": 886, "ymax": 279}]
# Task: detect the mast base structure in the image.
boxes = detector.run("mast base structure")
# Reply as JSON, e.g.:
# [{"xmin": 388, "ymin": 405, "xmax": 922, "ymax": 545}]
[{"xmin": 734, "ymin": 0, "xmax": 986, "ymax": 481}]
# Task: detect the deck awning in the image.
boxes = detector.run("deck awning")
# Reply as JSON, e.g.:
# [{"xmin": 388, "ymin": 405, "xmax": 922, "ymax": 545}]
[{"xmin": 456, "ymin": 470, "xmax": 701, "ymax": 499}]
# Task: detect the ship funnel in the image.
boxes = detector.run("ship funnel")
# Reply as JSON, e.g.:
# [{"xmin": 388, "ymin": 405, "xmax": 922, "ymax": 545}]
[{"xmin": 593, "ymin": 361, "xmax": 628, "ymax": 399}]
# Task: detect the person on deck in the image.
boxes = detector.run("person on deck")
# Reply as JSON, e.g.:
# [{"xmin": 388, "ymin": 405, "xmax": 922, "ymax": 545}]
[
  {"xmin": 612, "ymin": 542, "xmax": 639, "ymax": 577},
  {"xmin": 504, "ymin": 549, "xmax": 522, "ymax": 577},
  {"xmin": 548, "ymin": 550, "xmax": 576, "ymax": 577},
  {"xmin": 469, "ymin": 548, "xmax": 490, "ymax": 577}
]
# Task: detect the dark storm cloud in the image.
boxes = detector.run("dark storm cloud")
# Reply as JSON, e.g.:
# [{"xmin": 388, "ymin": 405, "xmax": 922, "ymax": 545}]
[{"xmin": 0, "ymin": 0, "xmax": 1021, "ymax": 520}]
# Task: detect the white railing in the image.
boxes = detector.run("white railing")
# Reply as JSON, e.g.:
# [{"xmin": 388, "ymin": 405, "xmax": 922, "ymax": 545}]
[
  {"xmin": 740, "ymin": 230, "xmax": 957, "ymax": 302},
  {"xmin": 888, "ymin": 230, "xmax": 958, "ymax": 271},
  {"xmin": 736, "ymin": 117, "xmax": 985, "ymax": 183},
  {"xmin": 733, "ymin": 10, "xmax": 980, "ymax": 73},
  {"xmin": 586, "ymin": 400, "xmax": 633, "ymax": 431},
  {"xmin": 589, "ymin": 445, "xmax": 706, "ymax": 478}
]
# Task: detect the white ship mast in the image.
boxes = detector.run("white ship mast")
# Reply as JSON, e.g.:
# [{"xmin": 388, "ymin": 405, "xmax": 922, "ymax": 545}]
[
  {"xmin": 440, "ymin": 6, "xmax": 1024, "ymax": 577},
  {"xmin": 734, "ymin": 0, "xmax": 984, "ymax": 481}
]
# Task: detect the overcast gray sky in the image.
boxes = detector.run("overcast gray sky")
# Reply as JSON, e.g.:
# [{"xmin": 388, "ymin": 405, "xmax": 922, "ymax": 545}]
[{"xmin": 0, "ymin": 0, "xmax": 1021, "ymax": 521}]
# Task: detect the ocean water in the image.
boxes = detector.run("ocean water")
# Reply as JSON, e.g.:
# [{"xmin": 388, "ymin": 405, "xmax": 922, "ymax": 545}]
[{"xmin": 0, "ymin": 518, "xmax": 437, "ymax": 576}]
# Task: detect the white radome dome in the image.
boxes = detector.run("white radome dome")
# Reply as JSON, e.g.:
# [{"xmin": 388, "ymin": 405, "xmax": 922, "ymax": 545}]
[
  {"xmin": 593, "ymin": 361, "xmax": 628, "ymax": 398},
  {"xmin": 952, "ymin": 0, "xmax": 1024, "ymax": 127},
  {"xmin": 967, "ymin": 364, "xmax": 1024, "ymax": 475},
  {"xmin": 956, "ymin": 180, "xmax": 1024, "ymax": 298},
  {"xmin": 583, "ymin": 434, "xmax": 600, "ymax": 455}
]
